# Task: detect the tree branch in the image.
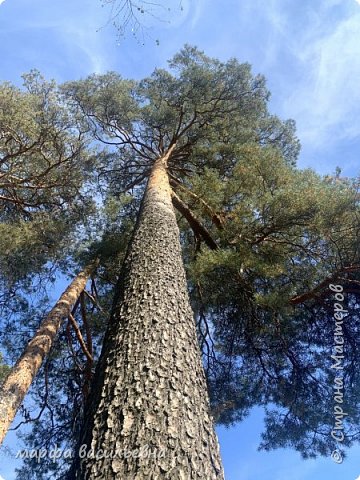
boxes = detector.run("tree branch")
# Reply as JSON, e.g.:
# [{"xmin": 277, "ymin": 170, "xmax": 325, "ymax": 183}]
[
  {"xmin": 169, "ymin": 176, "xmax": 225, "ymax": 229},
  {"xmin": 68, "ymin": 313, "xmax": 93, "ymax": 364},
  {"xmin": 290, "ymin": 264, "xmax": 360, "ymax": 305},
  {"xmin": 171, "ymin": 190, "xmax": 218, "ymax": 250}
]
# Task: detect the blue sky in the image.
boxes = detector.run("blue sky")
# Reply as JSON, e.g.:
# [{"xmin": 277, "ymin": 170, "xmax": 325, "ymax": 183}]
[{"xmin": 0, "ymin": 0, "xmax": 360, "ymax": 479}]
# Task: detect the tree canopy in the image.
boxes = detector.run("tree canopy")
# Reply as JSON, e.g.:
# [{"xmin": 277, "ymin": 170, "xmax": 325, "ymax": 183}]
[
  {"xmin": 1, "ymin": 46, "xmax": 359, "ymax": 478},
  {"xmin": 0, "ymin": 71, "xmax": 97, "ymax": 289}
]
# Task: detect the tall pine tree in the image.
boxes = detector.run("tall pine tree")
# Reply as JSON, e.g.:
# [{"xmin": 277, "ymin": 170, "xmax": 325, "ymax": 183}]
[{"xmin": 1, "ymin": 46, "xmax": 359, "ymax": 478}]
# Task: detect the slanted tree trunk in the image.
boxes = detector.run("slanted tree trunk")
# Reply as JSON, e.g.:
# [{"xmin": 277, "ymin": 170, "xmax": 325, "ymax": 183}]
[
  {"xmin": 171, "ymin": 190, "xmax": 218, "ymax": 250},
  {"xmin": 73, "ymin": 148, "xmax": 224, "ymax": 479},
  {"xmin": 0, "ymin": 263, "xmax": 97, "ymax": 445}
]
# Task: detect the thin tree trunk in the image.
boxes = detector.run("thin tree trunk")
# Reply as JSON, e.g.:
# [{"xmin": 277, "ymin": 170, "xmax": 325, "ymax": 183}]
[
  {"xmin": 171, "ymin": 190, "xmax": 218, "ymax": 250},
  {"xmin": 0, "ymin": 262, "xmax": 97, "ymax": 445},
  {"xmin": 73, "ymin": 147, "xmax": 224, "ymax": 479},
  {"xmin": 169, "ymin": 177, "xmax": 225, "ymax": 229}
]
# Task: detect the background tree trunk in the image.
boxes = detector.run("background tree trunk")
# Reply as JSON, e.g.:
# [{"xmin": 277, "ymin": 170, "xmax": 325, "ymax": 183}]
[
  {"xmin": 74, "ymin": 150, "xmax": 224, "ymax": 479},
  {"xmin": 0, "ymin": 263, "xmax": 96, "ymax": 445}
]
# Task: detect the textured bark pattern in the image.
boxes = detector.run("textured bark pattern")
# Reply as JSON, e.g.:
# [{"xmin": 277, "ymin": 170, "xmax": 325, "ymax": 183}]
[
  {"xmin": 76, "ymin": 154, "xmax": 224, "ymax": 479},
  {"xmin": 0, "ymin": 264, "xmax": 95, "ymax": 445}
]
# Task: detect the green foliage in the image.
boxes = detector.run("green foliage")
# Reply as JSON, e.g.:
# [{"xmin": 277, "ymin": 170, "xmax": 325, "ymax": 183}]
[
  {"xmin": 0, "ymin": 71, "xmax": 95, "ymax": 218},
  {"xmin": 0, "ymin": 71, "xmax": 98, "ymax": 291},
  {"xmin": 62, "ymin": 45, "xmax": 299, "ymax": 194},
  {"xmin": 2, "ymin": 46, "xmax": 360, "ymax": 477},
  {"xmin": 187, "ymin": 150, "xmax": 360, "ymax": 457},
  {"xmin": 61, "ymin": 46, "xmax": 359, "ymax": 461},
  {"xmin": 0, "ymin": 352, "xmax": 9, "ymax": 384}
]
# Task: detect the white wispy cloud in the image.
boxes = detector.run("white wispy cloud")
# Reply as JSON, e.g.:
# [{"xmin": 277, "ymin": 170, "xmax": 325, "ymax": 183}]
[
  {"xmin": 188, "ymin": 0, "xmax": 206, "ymax": 29},
  {"xmin": 3, "ymin": 0, "xmax": 114, "ymax": 78},
  {"xmin": 49, "ymin": 1, "xmax": 114, "ymax": 75},
  {"xmin": 284, "ymin": 9, "xmax": 360, "ymax": 148},
  {"xmin": 250, "ymin": 1, "xmax": 360, "ymax": 152},
  {"xmin": 169, "ymin": 0, "xmax": 360, "ymax": 158},
  {"xmin": 231, "ymin": 0, "xmax": 360, "ymax": 156},
  {"xmin": 58, "ymin": 23, "xmax": 110, "ymax": 75},
  {"xmin": 209, "ymin": 0, "xmax": 360, "ymax": 173}
]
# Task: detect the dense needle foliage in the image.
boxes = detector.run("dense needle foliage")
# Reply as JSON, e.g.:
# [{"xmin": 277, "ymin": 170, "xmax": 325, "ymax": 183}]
[{"xmin": 0, "ymin": 46, "xmax": 359, "ymax": 478}]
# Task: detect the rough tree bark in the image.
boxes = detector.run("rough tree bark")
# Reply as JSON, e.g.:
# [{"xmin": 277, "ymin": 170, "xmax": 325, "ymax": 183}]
[
  {"xmin": 0, "ymin": 262, "xmax": 97, "ymax": 445},
  {"xmin": 73, "ymin": 147, "xmax": 224, "ymax": 479}
]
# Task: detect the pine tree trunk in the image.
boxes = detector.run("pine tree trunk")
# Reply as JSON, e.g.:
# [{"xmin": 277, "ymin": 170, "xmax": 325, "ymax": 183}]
[
  {"xmin": 0, "ymin": 263, "xmax": 96, "ymax": 445},
  {"xmin": 74, "ymin": 150, "xmax": 224, "ymax": 479}
]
